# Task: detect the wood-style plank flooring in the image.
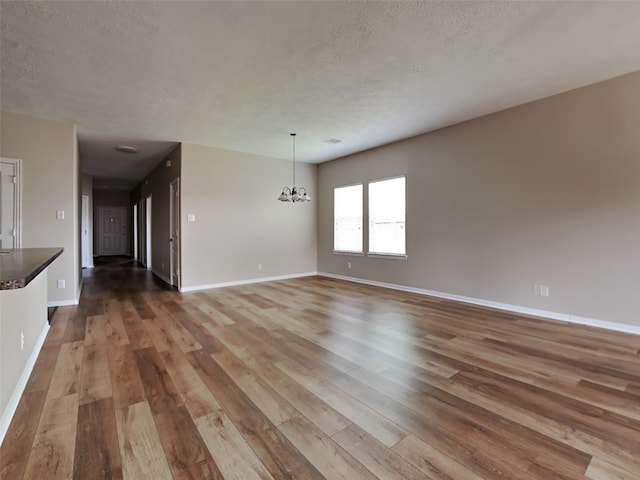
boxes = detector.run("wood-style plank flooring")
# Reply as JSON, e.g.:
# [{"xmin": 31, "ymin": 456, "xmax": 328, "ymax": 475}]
[{"xmin": 2, "ymin": 260, "xmax": 639, "ymax": 479}]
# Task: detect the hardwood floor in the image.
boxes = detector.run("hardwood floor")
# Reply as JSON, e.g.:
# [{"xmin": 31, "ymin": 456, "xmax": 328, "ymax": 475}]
[{"xmin": 1, "ymin": 263, "xmax": 639, "ymax": 479}]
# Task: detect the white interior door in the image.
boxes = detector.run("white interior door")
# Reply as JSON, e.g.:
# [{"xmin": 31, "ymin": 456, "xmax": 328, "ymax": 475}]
[
  {"xmin": 0, "ymin": 158, "xmax": 20, "ymax": 249},
  {"xmin": 97, "ymin": 206, "xmax": 128, "ymax": 256},
  {"xmin": 169, "ymin": 178, "xmax": 180, "ymax": 288}
]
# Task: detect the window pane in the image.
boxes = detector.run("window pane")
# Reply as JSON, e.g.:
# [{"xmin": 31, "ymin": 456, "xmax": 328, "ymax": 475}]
[
  {"xmin": 369, "ymin": 177, "xmax": 405, "ymax": 255},
  {"xmin": 334, "ymin": 184, "xmax": 363, "ymax": 252}
]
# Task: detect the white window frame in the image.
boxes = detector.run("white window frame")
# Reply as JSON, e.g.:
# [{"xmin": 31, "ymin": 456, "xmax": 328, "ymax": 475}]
[
  {"xmin": 368, "ymin": 175, "xmax": 406, "ymax": 259},
  {"xmin": 333, "ymin": 183, "xmax": 363, "ymax": 254}
]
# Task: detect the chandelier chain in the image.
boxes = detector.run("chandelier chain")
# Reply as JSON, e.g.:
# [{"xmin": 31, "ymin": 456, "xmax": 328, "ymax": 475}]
[{"xmin": 292, "ymin": 133, "xmax": 296, "ymax": 187}]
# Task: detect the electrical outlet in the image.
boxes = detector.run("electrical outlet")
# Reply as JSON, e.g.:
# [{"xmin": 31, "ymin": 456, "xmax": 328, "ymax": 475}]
[
  {"xmin": 21, "ymin": 331, "xmax": 25, "ymax": 350},
  {"xmin": 347, "ymin": 262, "xmax": 352, "ymax": 269},
  {"xmin": 533, "ymin": 284, "xmax": 549, "ymax": 297},
  {"xmin": 57, "ymin": 279, "xmax": 65, "ymax": 288},
  {"xmin": 258, "ymin": 263, "xmax": 262, "ymax": 271}
]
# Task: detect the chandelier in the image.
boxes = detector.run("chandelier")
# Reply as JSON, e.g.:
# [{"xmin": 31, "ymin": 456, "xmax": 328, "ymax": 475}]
[{"xmin": 278, "ymin": 133, "xmax": 311, "ymax": 202}]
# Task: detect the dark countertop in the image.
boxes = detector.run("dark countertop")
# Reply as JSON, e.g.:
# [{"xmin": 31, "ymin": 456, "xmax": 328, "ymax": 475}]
[{"xmin": 0, "ymin": 248, "xmax": 64, "ymax": 290}]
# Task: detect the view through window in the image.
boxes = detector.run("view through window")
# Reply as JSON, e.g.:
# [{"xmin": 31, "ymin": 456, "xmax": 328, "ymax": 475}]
[
  {"xmin": 368, "ymin": 176, "xmax": 406, "ymax": 255},
  {"xmin": 333, "ymin": 184, "xmax": 363, "ymax": 253}
]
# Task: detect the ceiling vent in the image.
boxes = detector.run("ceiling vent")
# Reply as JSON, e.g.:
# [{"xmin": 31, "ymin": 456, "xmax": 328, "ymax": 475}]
[{"xmin": 324, "ymin": 138, "xmax": 342, "ymax": 144}]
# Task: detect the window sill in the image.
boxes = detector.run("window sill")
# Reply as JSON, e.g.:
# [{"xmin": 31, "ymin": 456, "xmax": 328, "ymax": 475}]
[
  {"xmin": 333, "ymin": 250, "xmax": 365, "ymax": 256},
  {"xmin": 367, "ymin": 253, "xmax": 408, "ymax": 260}
]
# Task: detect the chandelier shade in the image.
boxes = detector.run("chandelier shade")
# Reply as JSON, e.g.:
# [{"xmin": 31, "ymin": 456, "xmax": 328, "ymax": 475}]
[{"xmin": 278, "ymin": 133, "xmax": 311, "ymax": 203}]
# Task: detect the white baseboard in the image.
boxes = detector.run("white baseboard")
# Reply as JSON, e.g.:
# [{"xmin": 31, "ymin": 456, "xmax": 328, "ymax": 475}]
[
  {"xmin": 180, "ymin": 271, "xmax": 318, "ymax": 293},
  {"xmin": 0, "ymin": 322, "xmax": 50, "ymax": 445},
  {"xmin": 48, "ymin": 298, "xmax": 79, "ymax": 307},
  {"xmin": 318, "ymin": 272, "xmax": 640, "ymax": 336}
]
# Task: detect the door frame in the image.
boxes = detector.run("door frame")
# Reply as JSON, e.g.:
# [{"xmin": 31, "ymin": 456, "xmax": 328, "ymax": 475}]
[
  {"xmin": 169, "ymin": 178, "xmax": 181, "ymax": 288},
  {"xmin": 0, "ymin": 157, "xmax": 22, "ymax": 248}
]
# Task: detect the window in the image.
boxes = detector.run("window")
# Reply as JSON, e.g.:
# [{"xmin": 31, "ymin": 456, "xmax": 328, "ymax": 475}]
[
  {"xmin": 368, "ymin": 176, "xmax": 405, "ymax": 256},
  {"xmin": 334, "ymin": 184, "xmax": 363, "ymax": 253}
]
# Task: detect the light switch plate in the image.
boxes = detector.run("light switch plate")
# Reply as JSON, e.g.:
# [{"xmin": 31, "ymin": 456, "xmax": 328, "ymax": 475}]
[
  {"xmin": 187, "ymin": 214, "xmax": 196, "ymax": 222},
  {"xmin": 56, "ymin": 210, "xmax": 65, "ymax": 220}
]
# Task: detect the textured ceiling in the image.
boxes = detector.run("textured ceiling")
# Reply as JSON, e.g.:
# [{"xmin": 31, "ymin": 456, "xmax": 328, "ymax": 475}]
[{"xmin": 2, "ymin": 1, "xmax": 640, "ymax": 188}]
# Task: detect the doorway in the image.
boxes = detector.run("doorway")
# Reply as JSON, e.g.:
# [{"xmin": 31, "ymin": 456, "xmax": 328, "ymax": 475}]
[
  {"xmin": 81, "ymin": 195, "xmax": 92, "ymax": 267},
  {"xmin": 133, "ymin": 203, "xmax": 138, "ymax": 261},
  {"xmin": 0, "ymin": 157, "xmax": 21, "ymax": 248},
  {"xmin": 96, "ymin": 206, "xmax": 128, "ymax": 256},
  {"xmin": 169, "ymin": 178, "xmax": 181, "ymax": 288},
  {"xmin": 137, "ymin": 195, "xmax": 152, "ymax": 270}
]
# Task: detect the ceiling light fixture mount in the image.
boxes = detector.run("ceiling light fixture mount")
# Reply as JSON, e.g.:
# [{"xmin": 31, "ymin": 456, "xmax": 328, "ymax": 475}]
[
  {"xmin": 278, "ymin": 133, "xmax": 311, "ymax": 203},
  {"xmin": 114, "ymin": 145, "xmax": 138, "ymax": 154}
]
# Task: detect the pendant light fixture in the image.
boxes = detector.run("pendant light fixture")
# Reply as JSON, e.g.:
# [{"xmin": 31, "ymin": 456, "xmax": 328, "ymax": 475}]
[{"xmin": 278, "ymin": 133, "xmax": 311, "ymax": 203}]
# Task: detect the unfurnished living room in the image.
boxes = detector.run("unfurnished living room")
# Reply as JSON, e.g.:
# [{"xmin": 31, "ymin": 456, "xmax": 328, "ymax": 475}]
[{"xmin": 1, "ymin": 1, "xmax": 639, "ymax": 479}]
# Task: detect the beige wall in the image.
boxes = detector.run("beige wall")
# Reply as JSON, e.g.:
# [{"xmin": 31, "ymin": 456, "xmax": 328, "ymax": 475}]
[
  {"xmin": 93, "ymin": 188, "xmax": 131, "ymax": 207},
  {"xmin": 75, "ymin": 138, "xmax": 81, "ymax": 297},
  {"xmin": 180, "ymin": 143, "xmax": 317, "ymax": 289},
  {"xmin": 132, "ymin": 145, "xmax": 181, "ymax": 282},
  {"xmin": 81, "ymin": 174, "xmax": 93, "ymax": 195},
  {"xmin": 318, "ymin": 71, "xmax": 640, "ymax": 327},
  {"xmin": 0, "ymin": 111, "xmax": 79, "ymax": 305}
]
